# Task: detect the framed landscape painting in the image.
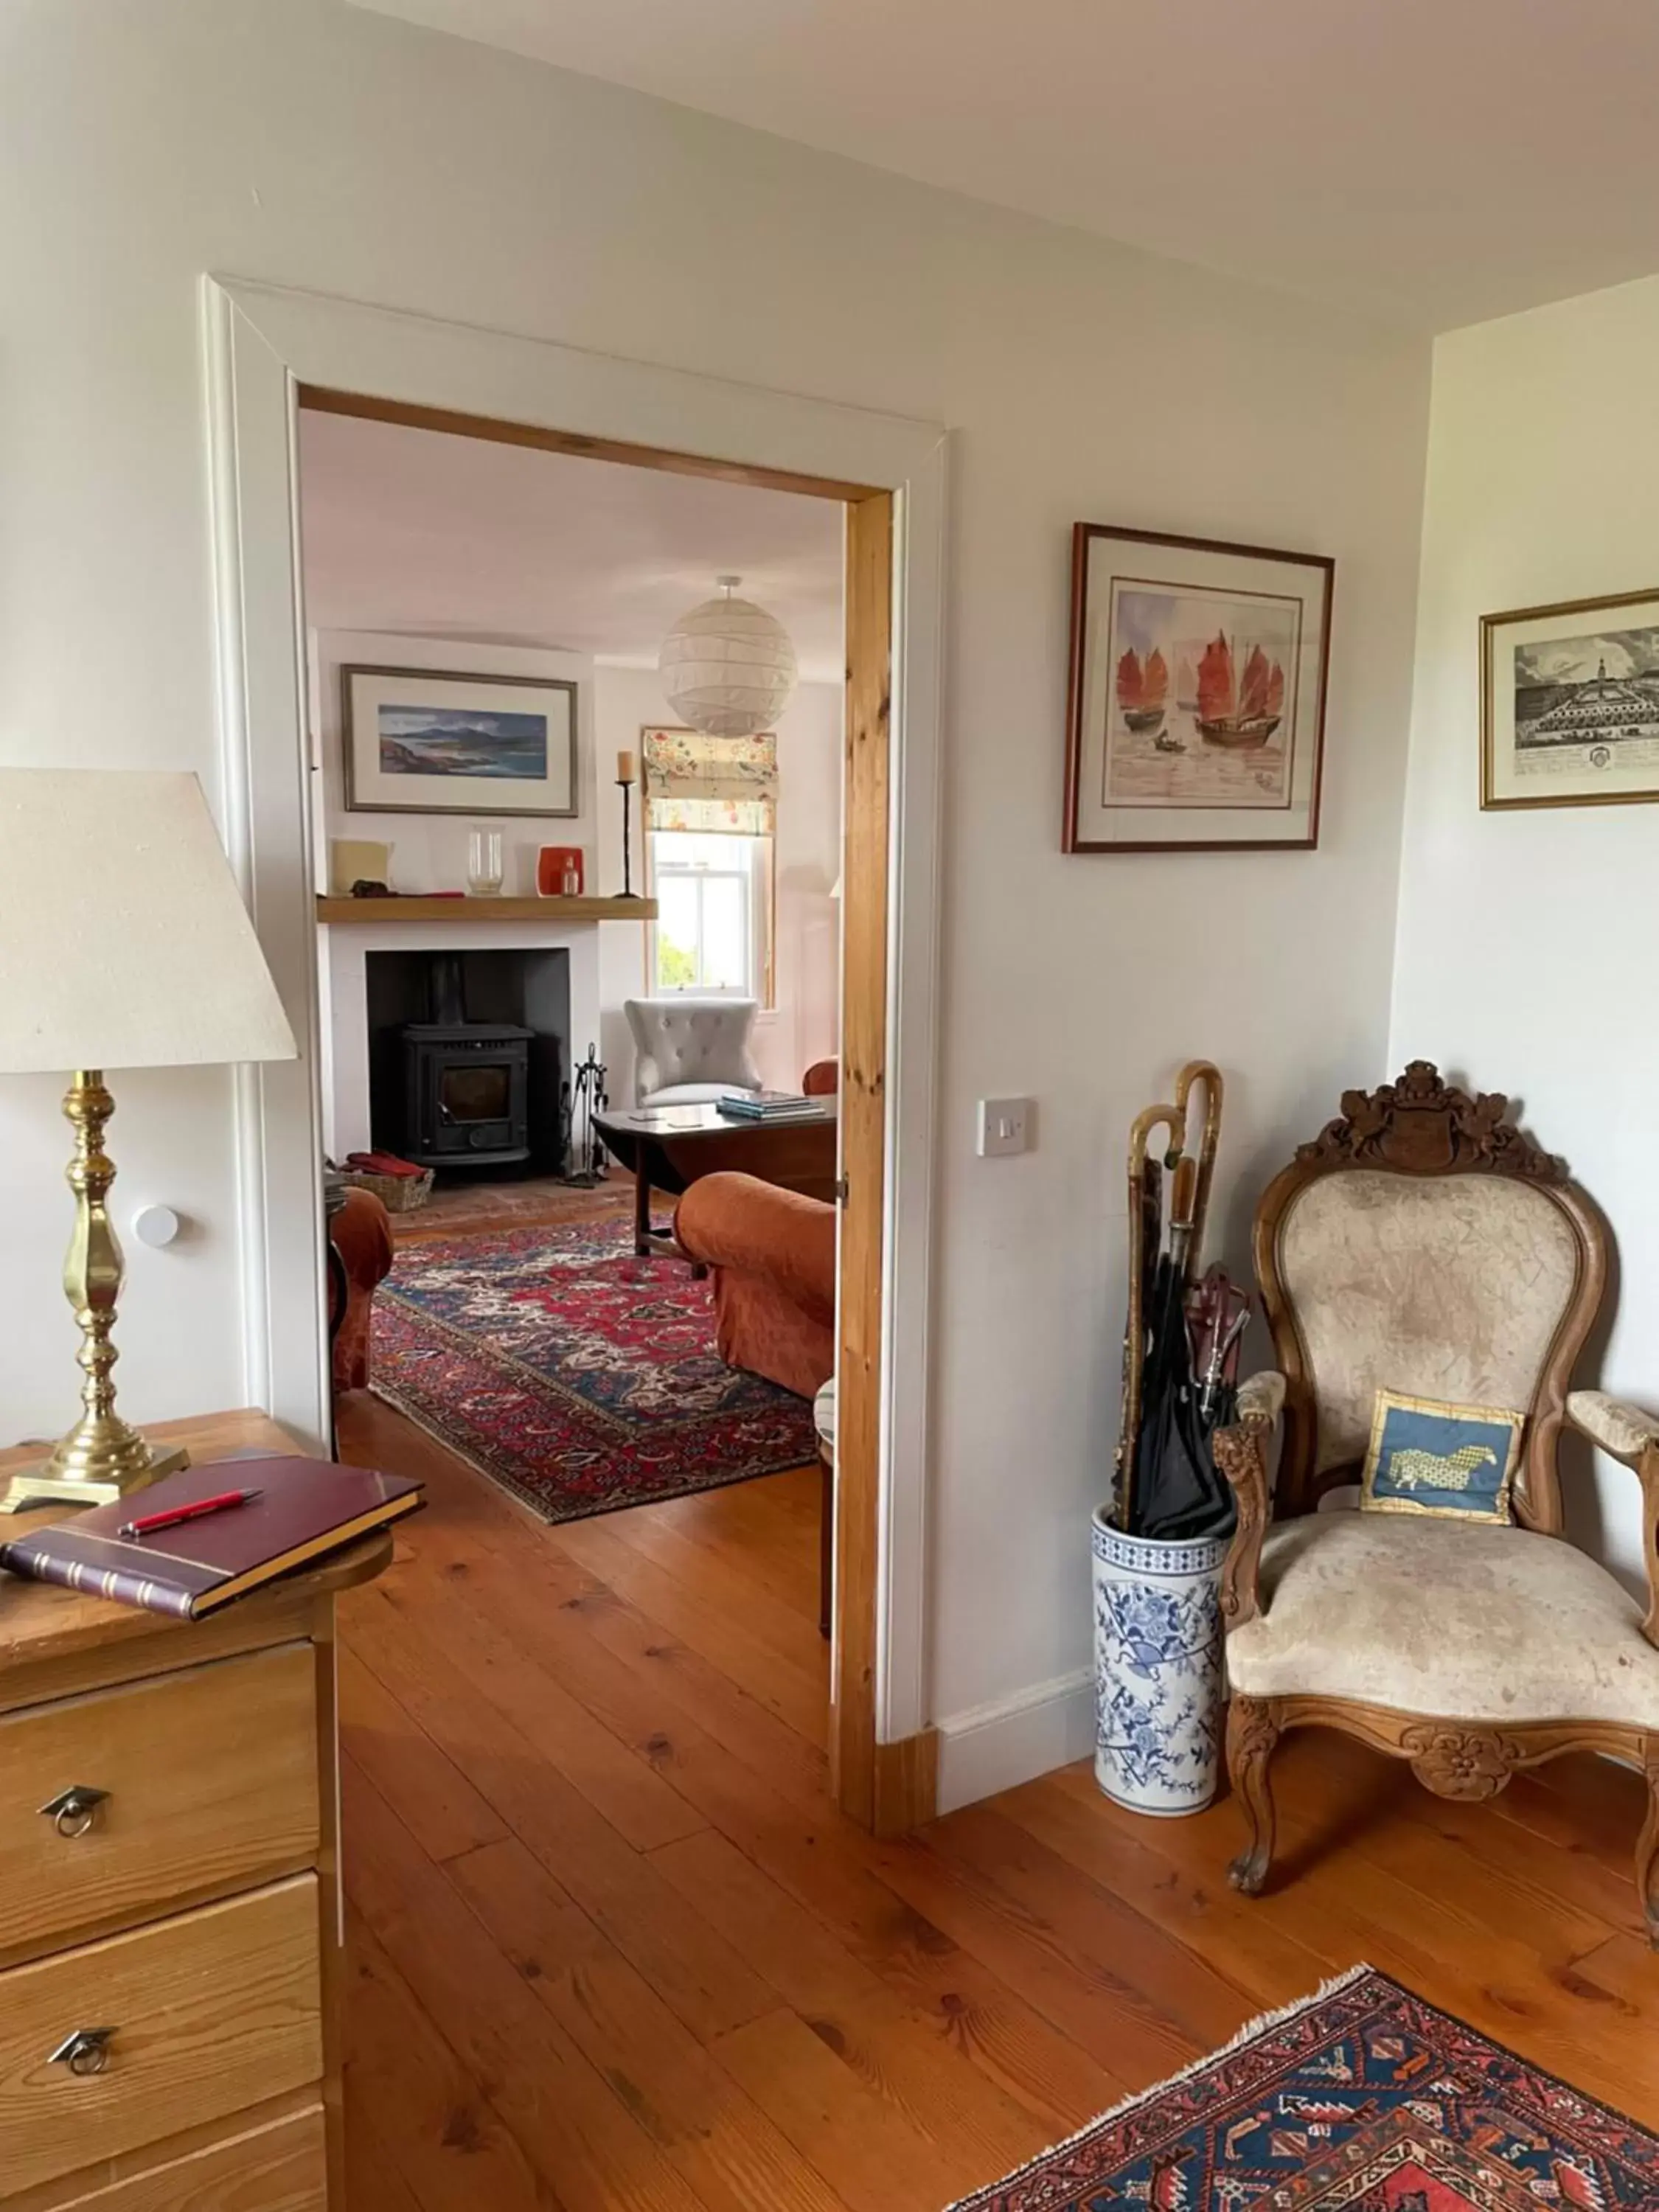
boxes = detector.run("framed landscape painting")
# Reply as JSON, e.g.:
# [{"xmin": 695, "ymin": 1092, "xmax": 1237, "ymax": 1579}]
[
  {"xmin": 343, "ymin": 665, "xmax": 578, "ymax": 817},
  {"xmin": 1062, "ymin": 524, "xmax": 1334, "ymax": 852},
  {"xmin": 1481, "ymin": 588, "xmax": 1659, "ymax": 810}
]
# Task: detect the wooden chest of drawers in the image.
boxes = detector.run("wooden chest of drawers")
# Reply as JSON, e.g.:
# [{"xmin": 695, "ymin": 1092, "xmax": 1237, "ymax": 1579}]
[{"xmin": 0, "ymin": 1412, "xmax": 390, "ymax": 2211}]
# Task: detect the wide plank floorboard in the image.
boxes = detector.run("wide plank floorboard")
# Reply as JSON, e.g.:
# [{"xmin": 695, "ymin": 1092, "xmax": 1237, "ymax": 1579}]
[{"xmin": 336, "ymin": 1384, "xmax": 1659, "ymax": 2211}]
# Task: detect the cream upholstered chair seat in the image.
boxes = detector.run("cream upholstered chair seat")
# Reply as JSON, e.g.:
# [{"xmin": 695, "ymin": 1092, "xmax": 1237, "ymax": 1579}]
[
  {"xmin": 1228, "ymin": 1509, "xmax": 1659, "ymax": 1728},
  {"xmin": 625, "ymin": 996, "xmax": 762, "ymax": 1108}
]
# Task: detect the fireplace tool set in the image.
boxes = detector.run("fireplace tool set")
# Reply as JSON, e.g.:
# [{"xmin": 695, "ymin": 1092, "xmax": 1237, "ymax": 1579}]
[
  {"xmin": 560, "ymin": 1045, "xmax": 610, "ymax": 1186},
  {"xmin": 1113, "ymin": 1060, "xmax": 1250, "ymax": 1542}
]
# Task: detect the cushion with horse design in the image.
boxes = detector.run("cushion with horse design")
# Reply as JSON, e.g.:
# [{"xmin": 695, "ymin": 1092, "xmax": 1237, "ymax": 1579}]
[{"xmin": 1360, "ymin": 1389, "xmax": 1523, "ymax": 1524}]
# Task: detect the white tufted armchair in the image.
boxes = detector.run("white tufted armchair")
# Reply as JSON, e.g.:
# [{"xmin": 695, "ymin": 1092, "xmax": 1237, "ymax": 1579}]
[
  {"xmin": 625, "ymin": 996, "xmax": 763, "ymax": 1108},
  {"xmin": 1214, "ymin": 1064, "xmax": 1659, "ymax": 1941}
]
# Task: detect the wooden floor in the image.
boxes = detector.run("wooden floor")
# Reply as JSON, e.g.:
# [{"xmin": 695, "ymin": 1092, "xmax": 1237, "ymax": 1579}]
[
  {"xmin": 389, "ymin": 1168, "xmax": 632, "ymax": 1237},
  {"xmin": 333, "ymin": 1390, "xmax": 1659, "ymax": 2211}
]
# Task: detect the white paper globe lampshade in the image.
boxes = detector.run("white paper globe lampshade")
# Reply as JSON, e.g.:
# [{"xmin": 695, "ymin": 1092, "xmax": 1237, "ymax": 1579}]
[{"xmin": 659, "ymin": 577, "xmax": 799, "ymax": 738}]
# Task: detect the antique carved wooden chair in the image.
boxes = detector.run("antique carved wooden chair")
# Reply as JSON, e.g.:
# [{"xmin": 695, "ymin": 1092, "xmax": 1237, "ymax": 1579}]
[{"xmin": 1214, "ymin": 1063, "xmax": 1659, "ymax": 1939}]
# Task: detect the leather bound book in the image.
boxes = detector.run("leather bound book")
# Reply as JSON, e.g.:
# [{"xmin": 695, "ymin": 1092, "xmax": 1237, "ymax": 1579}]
[{"xmin": 0, "ymin": 1457, "xmax": 423, "ymax": 1618}]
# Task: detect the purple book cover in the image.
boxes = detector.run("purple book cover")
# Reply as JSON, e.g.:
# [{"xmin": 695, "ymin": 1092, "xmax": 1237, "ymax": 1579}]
[{"xmin": 0, "ymin": 1456, "xmax": 422, "ymax": 1617}]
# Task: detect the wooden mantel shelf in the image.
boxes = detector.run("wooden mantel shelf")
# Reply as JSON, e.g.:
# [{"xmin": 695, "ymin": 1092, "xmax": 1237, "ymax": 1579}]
[{"xmin": 316, "ymin": 894, "xmax": 656, "ymax": 924}]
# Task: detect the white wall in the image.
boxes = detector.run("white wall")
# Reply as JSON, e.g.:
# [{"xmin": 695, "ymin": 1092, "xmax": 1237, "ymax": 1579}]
[
  {"xmin": 0, "ymin": 0, "xmax": 1430, "ymax": 1768},
  {"xmin": 592, "ymin": 666, "xmax": 842, "ymax": 1103},
  {"xmin": 1391, "ymin": 274, "xmax": 1659, "ymax": 1597}
]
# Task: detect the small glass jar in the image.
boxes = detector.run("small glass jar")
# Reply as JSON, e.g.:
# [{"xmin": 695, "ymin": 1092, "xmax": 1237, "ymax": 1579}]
[{"xmin": 467, "ymin": 827, "xmax": 504, "ymax": 897}]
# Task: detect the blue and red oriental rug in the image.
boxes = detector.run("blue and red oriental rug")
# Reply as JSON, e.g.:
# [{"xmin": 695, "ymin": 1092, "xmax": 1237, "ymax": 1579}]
[
  {"xmin": 370, "ymin": 1219, "xmax": 818, "ymax": 1523},
  {"xmin": 948, "ymin": 1965, "xmax": 1656, "ymax": 2211}
]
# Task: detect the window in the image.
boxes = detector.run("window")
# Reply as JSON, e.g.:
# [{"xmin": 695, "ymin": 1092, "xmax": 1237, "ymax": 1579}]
[
  {"xmin": 641, "ymin": 726, "xmax": 779, "ymax": 1004},
  {"xmin": 650, "ymin": 830, "xmax": 773, "ymax": 1000}
]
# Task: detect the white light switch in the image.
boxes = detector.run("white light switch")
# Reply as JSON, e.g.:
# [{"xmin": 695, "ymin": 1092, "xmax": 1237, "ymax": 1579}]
[{"xmin": 977, "ymin": 1096, "xmax": 1032, "ymax": 1158}]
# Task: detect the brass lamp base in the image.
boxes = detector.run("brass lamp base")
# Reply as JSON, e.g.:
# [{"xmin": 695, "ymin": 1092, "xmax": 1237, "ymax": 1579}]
[
  {"xmin": 0, "ymin": 1433, "xmax": 189, "ymax": 1517},
  {"xmin": 0, "ymin": 1069, "xmax": 191, "ymax": 1518}
]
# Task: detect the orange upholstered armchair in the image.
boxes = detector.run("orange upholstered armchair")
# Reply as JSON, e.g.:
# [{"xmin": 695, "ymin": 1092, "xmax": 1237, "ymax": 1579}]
[
  {"xmin": 673, "ymin": 1172, "xmax": 835, "ymax": 1400},
  {"xmin": 327, "ymin": 1186, "xmax": 394, "ymax": 1393}
]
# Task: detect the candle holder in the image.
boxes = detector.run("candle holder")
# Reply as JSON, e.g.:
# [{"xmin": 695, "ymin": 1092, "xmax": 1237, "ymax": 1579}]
[{"xmin": 615, "ymin": 773, "xmax": 643, "ymax": 900}]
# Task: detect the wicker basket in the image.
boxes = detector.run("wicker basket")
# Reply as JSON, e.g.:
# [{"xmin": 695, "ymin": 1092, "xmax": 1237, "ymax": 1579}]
[{"xmin": 338, "ymin": 1165, "xmax": 435, "ymax": 1214}]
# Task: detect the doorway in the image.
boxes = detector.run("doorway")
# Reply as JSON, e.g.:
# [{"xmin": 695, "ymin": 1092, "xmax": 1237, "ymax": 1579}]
[{"xmin": 206, "ymin": 279, "xmax": 944, "ymax": 1830}]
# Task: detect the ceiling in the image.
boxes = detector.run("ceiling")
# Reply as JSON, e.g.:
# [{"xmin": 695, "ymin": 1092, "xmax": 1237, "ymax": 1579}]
[
  {"xmin": 297, "ymin": 408, "xmax": 845, "ymax": 679},
  {"xmin": 352, "ymin": 0, "xmax": 1659, "ymax": 329}
]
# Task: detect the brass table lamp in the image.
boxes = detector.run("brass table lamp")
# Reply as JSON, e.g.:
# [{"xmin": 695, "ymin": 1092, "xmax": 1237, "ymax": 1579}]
[{"xmin": 0, "ymin": 771, "xmax": 297, "ymax": 1514}]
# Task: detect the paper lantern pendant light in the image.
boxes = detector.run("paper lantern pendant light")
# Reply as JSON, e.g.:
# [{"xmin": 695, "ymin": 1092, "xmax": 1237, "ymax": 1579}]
[{"xmin": 659, "ymin": 575, "xmax": 798, "ymax": 737}]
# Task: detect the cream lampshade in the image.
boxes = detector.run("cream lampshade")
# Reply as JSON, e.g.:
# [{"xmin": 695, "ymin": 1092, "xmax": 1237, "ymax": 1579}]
[{"xmin": 0, "ymin": 769, "xmax": 297, "ymax": 1513}]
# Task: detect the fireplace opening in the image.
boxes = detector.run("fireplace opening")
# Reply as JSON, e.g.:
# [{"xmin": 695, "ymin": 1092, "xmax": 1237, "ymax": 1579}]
[{"xmin": 364, "ymin": 946, "xmax": 570, "ymax": 1175}]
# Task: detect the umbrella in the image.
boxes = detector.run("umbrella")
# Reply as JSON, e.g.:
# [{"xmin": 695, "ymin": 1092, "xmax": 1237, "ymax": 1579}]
[
  {"xmin": 1131, "ymin": 1257, "xmax": 1235, "ymax": 1540},
  {"xmin": 1116, "ymin": 1065, "xmax": 1248, "ymax": 1543}
]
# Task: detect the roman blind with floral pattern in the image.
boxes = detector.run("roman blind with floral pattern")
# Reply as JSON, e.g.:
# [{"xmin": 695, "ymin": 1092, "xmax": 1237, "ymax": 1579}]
[{"xmin": 641, "ymin": 726, "xmax": 778, "ymax": 837}]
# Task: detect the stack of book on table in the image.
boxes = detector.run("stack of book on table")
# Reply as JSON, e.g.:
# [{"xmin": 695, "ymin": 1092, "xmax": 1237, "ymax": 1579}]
[{"xmin": 716, "ymin": 1091, "xmax": 827, "ymax": 1123}]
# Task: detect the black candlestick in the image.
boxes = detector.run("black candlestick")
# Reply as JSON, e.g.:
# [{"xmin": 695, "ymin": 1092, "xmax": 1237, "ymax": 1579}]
[{"xmin": 616, "ymin": 776, "xmax": 641, "ymax": 900}]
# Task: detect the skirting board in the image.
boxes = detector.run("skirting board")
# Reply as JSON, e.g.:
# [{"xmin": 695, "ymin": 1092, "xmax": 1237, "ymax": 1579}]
[{"xmin": 935, "ymin": 1668, "xmax": 1096, "ymax": 1814}]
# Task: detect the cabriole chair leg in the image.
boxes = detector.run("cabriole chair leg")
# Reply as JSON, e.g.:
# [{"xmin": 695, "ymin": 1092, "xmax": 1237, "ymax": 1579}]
[{"xmin": 1227, "ymin": 1694, "xmax": 1281, "ymax": 1896}]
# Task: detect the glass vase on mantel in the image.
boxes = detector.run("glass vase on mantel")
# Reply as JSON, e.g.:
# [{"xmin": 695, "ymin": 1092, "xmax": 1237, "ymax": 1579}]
[{"xmin": 467, "ymin": 827, "xmax": 504, "ymax": 897}]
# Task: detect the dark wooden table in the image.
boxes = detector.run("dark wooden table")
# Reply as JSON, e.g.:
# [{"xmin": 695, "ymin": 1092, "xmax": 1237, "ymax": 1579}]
[{"xmin": 594, "ymin": 1100, "xmax": 839, "ymax": 1256}]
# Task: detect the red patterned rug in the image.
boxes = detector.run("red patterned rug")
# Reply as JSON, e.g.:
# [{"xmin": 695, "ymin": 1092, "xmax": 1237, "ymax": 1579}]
[
  {"xmin": 370, "ymin": 1217, "xmax": 819, "ymax": 1523},
  {"xmin": 948, "ymin": 1965, "xmax": 1656, "ymax": 2211}
]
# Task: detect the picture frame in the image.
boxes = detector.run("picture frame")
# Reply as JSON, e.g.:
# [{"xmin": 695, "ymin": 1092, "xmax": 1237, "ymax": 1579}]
[
  {"xmin": 1481, "ymin": 588, "xmax": 1659, "ymax": 811},
  {"xmin": 342, "ymin": 664, "xmax": 578, "ymax": 818},
  {"xmin": 1062, "ymin": 524, "xmax": 1334, "ymax": 852}
]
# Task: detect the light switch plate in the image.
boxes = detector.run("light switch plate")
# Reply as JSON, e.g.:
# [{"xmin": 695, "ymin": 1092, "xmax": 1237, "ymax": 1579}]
[{"xmin": 977, "ymin": 1096, "xmax": 1032, "ymax": 1157}]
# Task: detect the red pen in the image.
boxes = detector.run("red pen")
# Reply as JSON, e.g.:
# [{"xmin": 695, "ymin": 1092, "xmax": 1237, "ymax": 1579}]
[{"xmin": 119, "ymin": 1488, "xmax": 262, "ymax": 1540}]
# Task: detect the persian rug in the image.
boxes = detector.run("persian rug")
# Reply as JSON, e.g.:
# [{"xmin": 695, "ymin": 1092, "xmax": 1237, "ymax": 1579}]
[
  {"xmin": 947, "ymin": 1964, "xmax": 1657, "ymax": 2211},
  {"xmin": 370, "ymin": 1217, "xmax": 819, "ymax": 1523}
]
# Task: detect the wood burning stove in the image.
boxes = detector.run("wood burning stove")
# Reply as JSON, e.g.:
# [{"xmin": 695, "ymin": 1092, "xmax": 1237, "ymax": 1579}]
[
  {"xmin": 402, "ymin": 1023, "xmax": 532, "ymax": 1167},
  {"xmin": 366, "ymin": 949, "xmax": 563, "ymax": 1175}
]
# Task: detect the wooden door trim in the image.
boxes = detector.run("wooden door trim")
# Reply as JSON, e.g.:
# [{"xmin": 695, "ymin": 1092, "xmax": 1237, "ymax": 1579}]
[
  {"xmin": 872, "ymin": 1728, "xmax": 940, "ymax": 1837},
  {"xmin": 298, "ymin": 384, "xmax": 883, "ymax": 504},
  {"xmin": 206, "ymin": 279, "xmax": 945, "ymax": 1827},
  {"xmin": 832, "ymin": 491, "xmax": 892, "ymax": 1825}
]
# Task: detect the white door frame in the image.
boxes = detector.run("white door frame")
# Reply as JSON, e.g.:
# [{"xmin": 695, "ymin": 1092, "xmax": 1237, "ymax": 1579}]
[{"xmin": 201, "ymin": 276, "xmax": 945, "ymax": 1745}]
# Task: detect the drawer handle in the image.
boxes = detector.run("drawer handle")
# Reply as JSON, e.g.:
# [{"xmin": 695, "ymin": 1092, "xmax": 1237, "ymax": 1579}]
[
  {"xmin": 49, "ymin": 2027, "xmax": 116, "ymax": 2077},
  {"xmin": 38, "ymin": 1785, "xmax": 109, "ymax": 1840}
]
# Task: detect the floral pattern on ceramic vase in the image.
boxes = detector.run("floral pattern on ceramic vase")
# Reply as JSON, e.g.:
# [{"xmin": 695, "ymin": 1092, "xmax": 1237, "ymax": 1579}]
[{"xmin": 1091, "ymin": 1516, "xmax": 1229, "ymax": 1815}]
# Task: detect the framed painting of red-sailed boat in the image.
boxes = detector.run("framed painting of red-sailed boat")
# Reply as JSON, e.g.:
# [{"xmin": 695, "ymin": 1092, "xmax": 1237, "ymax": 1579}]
[{"xmin": 1062, "ymin": 523, "xmax": 1334, "ymax": 852}]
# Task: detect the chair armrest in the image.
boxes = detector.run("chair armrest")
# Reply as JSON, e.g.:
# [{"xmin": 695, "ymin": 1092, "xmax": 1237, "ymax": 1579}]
[
  {"xmin": 673, "ymin": 1172, "xmax": 837, "ymax": 1324},
  {"xmin": 1213, "ymin": 1369, "xmax": 1285, "ymax": 1632},
  {"xmin": 1234, "ymin": 1371, "xmax": 1286, "ymax": 1428},
  {"xmin": 1567, "ymin": 1389, "xmax": 1659, "ymax": 1646},
  {"xmin": 328, "ymin": 1186, "xmax": 395, "ymax": 1289},
  {"xmin": 635, "ymin": 1048, "xmax": 664, "ymax": 1101},
  {"xmin": 1568, "ymin": 1389, "xmax": 1659, "ymax": 1464}
]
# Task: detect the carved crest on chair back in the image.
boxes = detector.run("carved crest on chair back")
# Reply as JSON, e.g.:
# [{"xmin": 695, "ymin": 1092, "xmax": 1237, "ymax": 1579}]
[{"xmin": 1296, "ymin": 1062, "xmax": 1565, "ymax": 1183}]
